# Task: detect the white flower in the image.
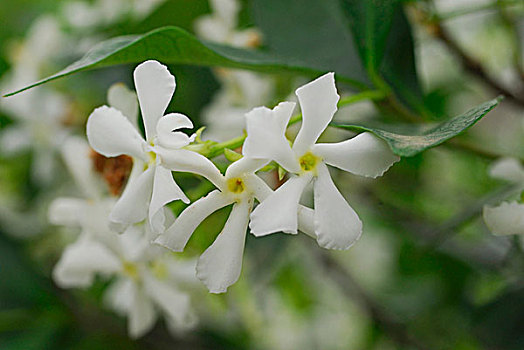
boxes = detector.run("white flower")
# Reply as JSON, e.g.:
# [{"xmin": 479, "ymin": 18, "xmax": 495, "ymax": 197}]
[
  {"xmin": 48, "ymin": 136, "xmax": 115, "ymax": 237},
  {"xmin": 483, "ymin": 158, "xmax": 524, "ymax": 238},
  {"xmin": 62, "ymin": 0, "xmax": 166, "ymax": 29},
  {"xmin": 86, "ymin": 60, "xmax": 194, "ymax": 233},
  {"xmin": 0, "ymin": 17, "xmax": 69, "ymax": 184},
  {"xmin": 195, "ymin": 0, "xmax": 259, "ymax": 48},
  {"xmin": 201, "ymin": 71, "xmax": 274, "ymax": 142},
  {"xmin": 53, "ymin": 227, "xmax": 197, "ymax": 338},
  {"xmin": 154, "ymin": 154, "xmax": 315, "ymax": 293},
  {"xmin": 243, "ymin": 73, "xmax": 399, "ymax": 250},
  {"xmin": 195, "ymin": 0, "xmax": 274, "ymax": 142}
]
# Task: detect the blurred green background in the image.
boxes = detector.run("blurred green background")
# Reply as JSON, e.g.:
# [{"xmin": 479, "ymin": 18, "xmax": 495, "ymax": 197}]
[{"xmin": 1, "ymin": 0, "xmax": 524, "ymax": 349}]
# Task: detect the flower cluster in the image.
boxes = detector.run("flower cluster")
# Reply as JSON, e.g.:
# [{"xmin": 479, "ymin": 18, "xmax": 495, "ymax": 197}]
[{"xmin": 80, "ymin": 59, "xmax": 399, "ymax": 299}]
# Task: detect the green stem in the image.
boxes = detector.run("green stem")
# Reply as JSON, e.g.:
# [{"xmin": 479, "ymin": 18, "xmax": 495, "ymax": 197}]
[{"xmin": 190, "ymin": 89, "xmax": 387, "ymax": 159}]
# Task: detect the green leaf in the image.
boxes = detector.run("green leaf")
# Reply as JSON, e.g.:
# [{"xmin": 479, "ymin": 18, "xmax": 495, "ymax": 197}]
[
  {"xmin": 251, "ymin": 0, "xmax": 369, "ymax": 86},
  {"xmin": 331, "ymin": 97, "xmax": 502, "ymax": 157},
  {"xmin": 340, "ymin": 0, "xmax": 398, "ymax": 72},
  {"xmin": 224, "ymin": 148, "xmax": 243, "ymax": 162},
  {"xmin": 4, "ymin": 26, "xmax": 365, "ymax": 97},
  {"xmin": 339, "ymin": 0, "xmax": 425, "ymax": 111}
]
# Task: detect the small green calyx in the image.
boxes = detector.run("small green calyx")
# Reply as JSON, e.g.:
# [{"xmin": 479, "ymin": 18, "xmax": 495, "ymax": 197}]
[
  {"xmin": 227, "ymin": 177, "xmax": 245, "ymax": 194},
  {"xmin": 299, "ymin": 152, "xmax": 319, "ymax": 172}
]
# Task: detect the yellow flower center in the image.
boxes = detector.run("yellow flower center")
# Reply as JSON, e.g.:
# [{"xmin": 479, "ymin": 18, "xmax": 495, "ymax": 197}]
[
  {"xmin": 122, "ymin": 261, "xmax": 139, "ymax": 280},
  {"xmin": 227, "ymin": 177, "xmax": 245, "ymax": 194},
  {"xmin": 150, "ymin": 260, "xmax": 168, "ymax": 280},
  {"xmin": 299, "ymin": 152, "xmax": 319, "ymax": 172},
  {"xmin": 143, "ymin": 151, "xmax": 156, "ymax": 171}
]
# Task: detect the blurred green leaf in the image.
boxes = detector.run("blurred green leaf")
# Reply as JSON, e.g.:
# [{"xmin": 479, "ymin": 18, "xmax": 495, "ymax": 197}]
[
  {"xmin": 339, "ymin": 0, "xmax": 425, "ymax": 111},
  {"xmin": 331, "ymin": 97, "xmax": 502, "ymax": 157},
  {"xmin": 340, "ymin": 0, "xmax": 398, "ymax": 74},
  {"xmin": 474, "ymin": 287, "xmax": 524, "ymax": 350},
  {"xmin": 4, "ymin": 26, "xmax": 365, "ymax": 97},
  {"xmin": 251, "ymin": 0, "xmax": 368, "ymax": 86}
]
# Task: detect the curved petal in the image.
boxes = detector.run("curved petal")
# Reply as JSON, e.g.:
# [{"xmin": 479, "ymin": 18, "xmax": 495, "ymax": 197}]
[
  {"xmin": 243, "ymin": 102, "xmax": 301, "ymax": 173},
  {"xmin": 156, "ymin": 113, "xmax": 193, "ymax": 149},
  {"xmin": 149, "ymin": 165, "xmax": 189, "ymax": 234},
  {"xmin": 313, "ymin": 132, "xmax": 399, "ymax": 178},
  {"xmin": 249, "ymin": 173, "xmax": 312, "ymax": 236},
  {"xmin": 86, "ymin": 106, "xmax": 147, "ymax": 161},
  {"xmin": 313, "ymin": 162, "xmax": 362, "ymax": 250},
  {"xmin": 81, "ymin": 198, "xmax": 116, "ymax": 237},
  {"xmin": 134, "ymin": 60, "xmax": 175, "ymax": 141},
  {"xmin": 225, "ymin": 158, "xmax": 269, "ymax": 179},
  {"xmin": 489, "ymin": 158, "xmax": 524, "ymax": 184},
  {"xmin": 196, "ymin": 199, "xmax": 251, "ymax": 293},
  {"xmin": 155, "ymin": 190, "xmax": 233, "ymax": 251},
  {"xmin": 104, "ymin": 277, "xmax": 133, "ymax": 315},
  {"xmin": 52, "ymin": 237, "xmax": 121, "ymax": 288},
  {"xmin": 297, "ymin": 205, "xmax": 316, "ymax": 239},
  {"xmin": 48, "ymin": 197, "xmax": 86, "ymax": 227},
  {"xmin": 292, "ymin": 72, "xmax": 340, "ymax": 156},
  {"xmin": 244, "ymin": 173, "xmax": 273, "ymax": 201},
  {"xmin": 157, "ymin": 148, "xmax": 226, "ymax": 190},
  {"xmin": 483, "ymin": 201, "xmax": 524, "ymax": 236},
  {"xmin": 128, "ymin": 283, "xmax": 157, "ymax": 339},
  {"xmin": 143, "ymin": 274, "xmax": 193, "ymax": 329},
  {"xmin": 165, "ymin": 258, "xmax": 199, "ymax": 286},
  {"xmin": 61, "ymin": 136, "xmax": 102, "ymax": 198},
  {"xmin": 107, "ymin": 83, "xmax": 139, "ymax": 127},
  {"xmin": 110, "ymin": 167, "xmax": 154, "ymax": 230}
]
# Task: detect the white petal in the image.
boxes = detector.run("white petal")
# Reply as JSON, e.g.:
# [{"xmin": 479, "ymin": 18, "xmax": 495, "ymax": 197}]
[
  {"xmin": 143, "ymin": 274, "xmax": 193, "ymax": 329},
  {"xmin": 31, "ymin": 145, "xmax": 56, "ymax": 185},
  {"xmin": 249, "ymin": 174, "xmax": 312, "ymax": 236},
  {"xmin": 107, "ymin": 83, "xmax": 139, "ymax": 128},
  {"xmin": 210, "ymin": 0, "xmax": 239, "ymax": 26},
  {"xmin": 110, "ymin": 167, "xmax": 154, "ymax": 230},
  {"xmin": 243, "ymin": 102, "xmax": 301, "ymax": 173},
  {"xmin": 225, "ymin": 157, "xmax": 269, "ymax": 179},
  {"xmin": 244, "ymin": 173, "xmax": 273, "ymax": 201},
  {"xmin": 196, "ymin": 199, "xmax": 251, "ymax": 293},
  {"xmin": 155, "ymin": 190, "xmax": 233, "ymax": 251},
  {"xmin": 166, "ymin": 258, "xmax": 199, "ymax": 286},
  {"xmin": 489, "ymin": 158, "xmax": 524, "ymax": 184},
  {"xmin": 297, "ymin": 205, "xmax": 316, "ymax": 239},
  {"xmin": 313, "ymin": 162, "xmax": 362, "ymax": 250},
  {"xmin": 128, "ymin": 284, "xmax": 157, "ymax": 338},
  {"xmin": 134, "ymin": 60, "xmax": 175, "ymax": 141},
  {"xmin": 61, "ymin": 136, "xmax": 102, "ymax": 198},
  {"xmin": 483, "ymin": 201, "xmax": 524, "ymax": 235},
  {"xmin": 104, "ymin": 278, "xmax": 134, "ymax": 315},
  {"xmin": 157, "ymin": 148, "xmax": 226, "ymax": 190},
  {"xmin": 81, "ymin": 198, "xmax": 116, "ymax": 237},
  {"xmin": 156, "ymin": 113, "xmax": 193, "ymax": 149},
  {"xmin": 86, "ymin": 106, "xmax": 147, "ymax": 161},
  {"xmin": 313, "ymin": 132, "xmax": 399, "ymax": 178},
  {"xmin": 0, "ymin": 126, "xmax": 31, "ymax": 155},
  {"xmin": 52, "ymin": 237, "xmax": 121, "ymax": 288},
  {"xmin": 293, "ymin": 73, "xmax": 340, "ymax": 156},
  {"xmin": 48, "ymin": 197, "xmax": 86, "ymax": 226},
  {"xmin": 149, "ymin": 165, "xmax": 189, "ymax": 233}
]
